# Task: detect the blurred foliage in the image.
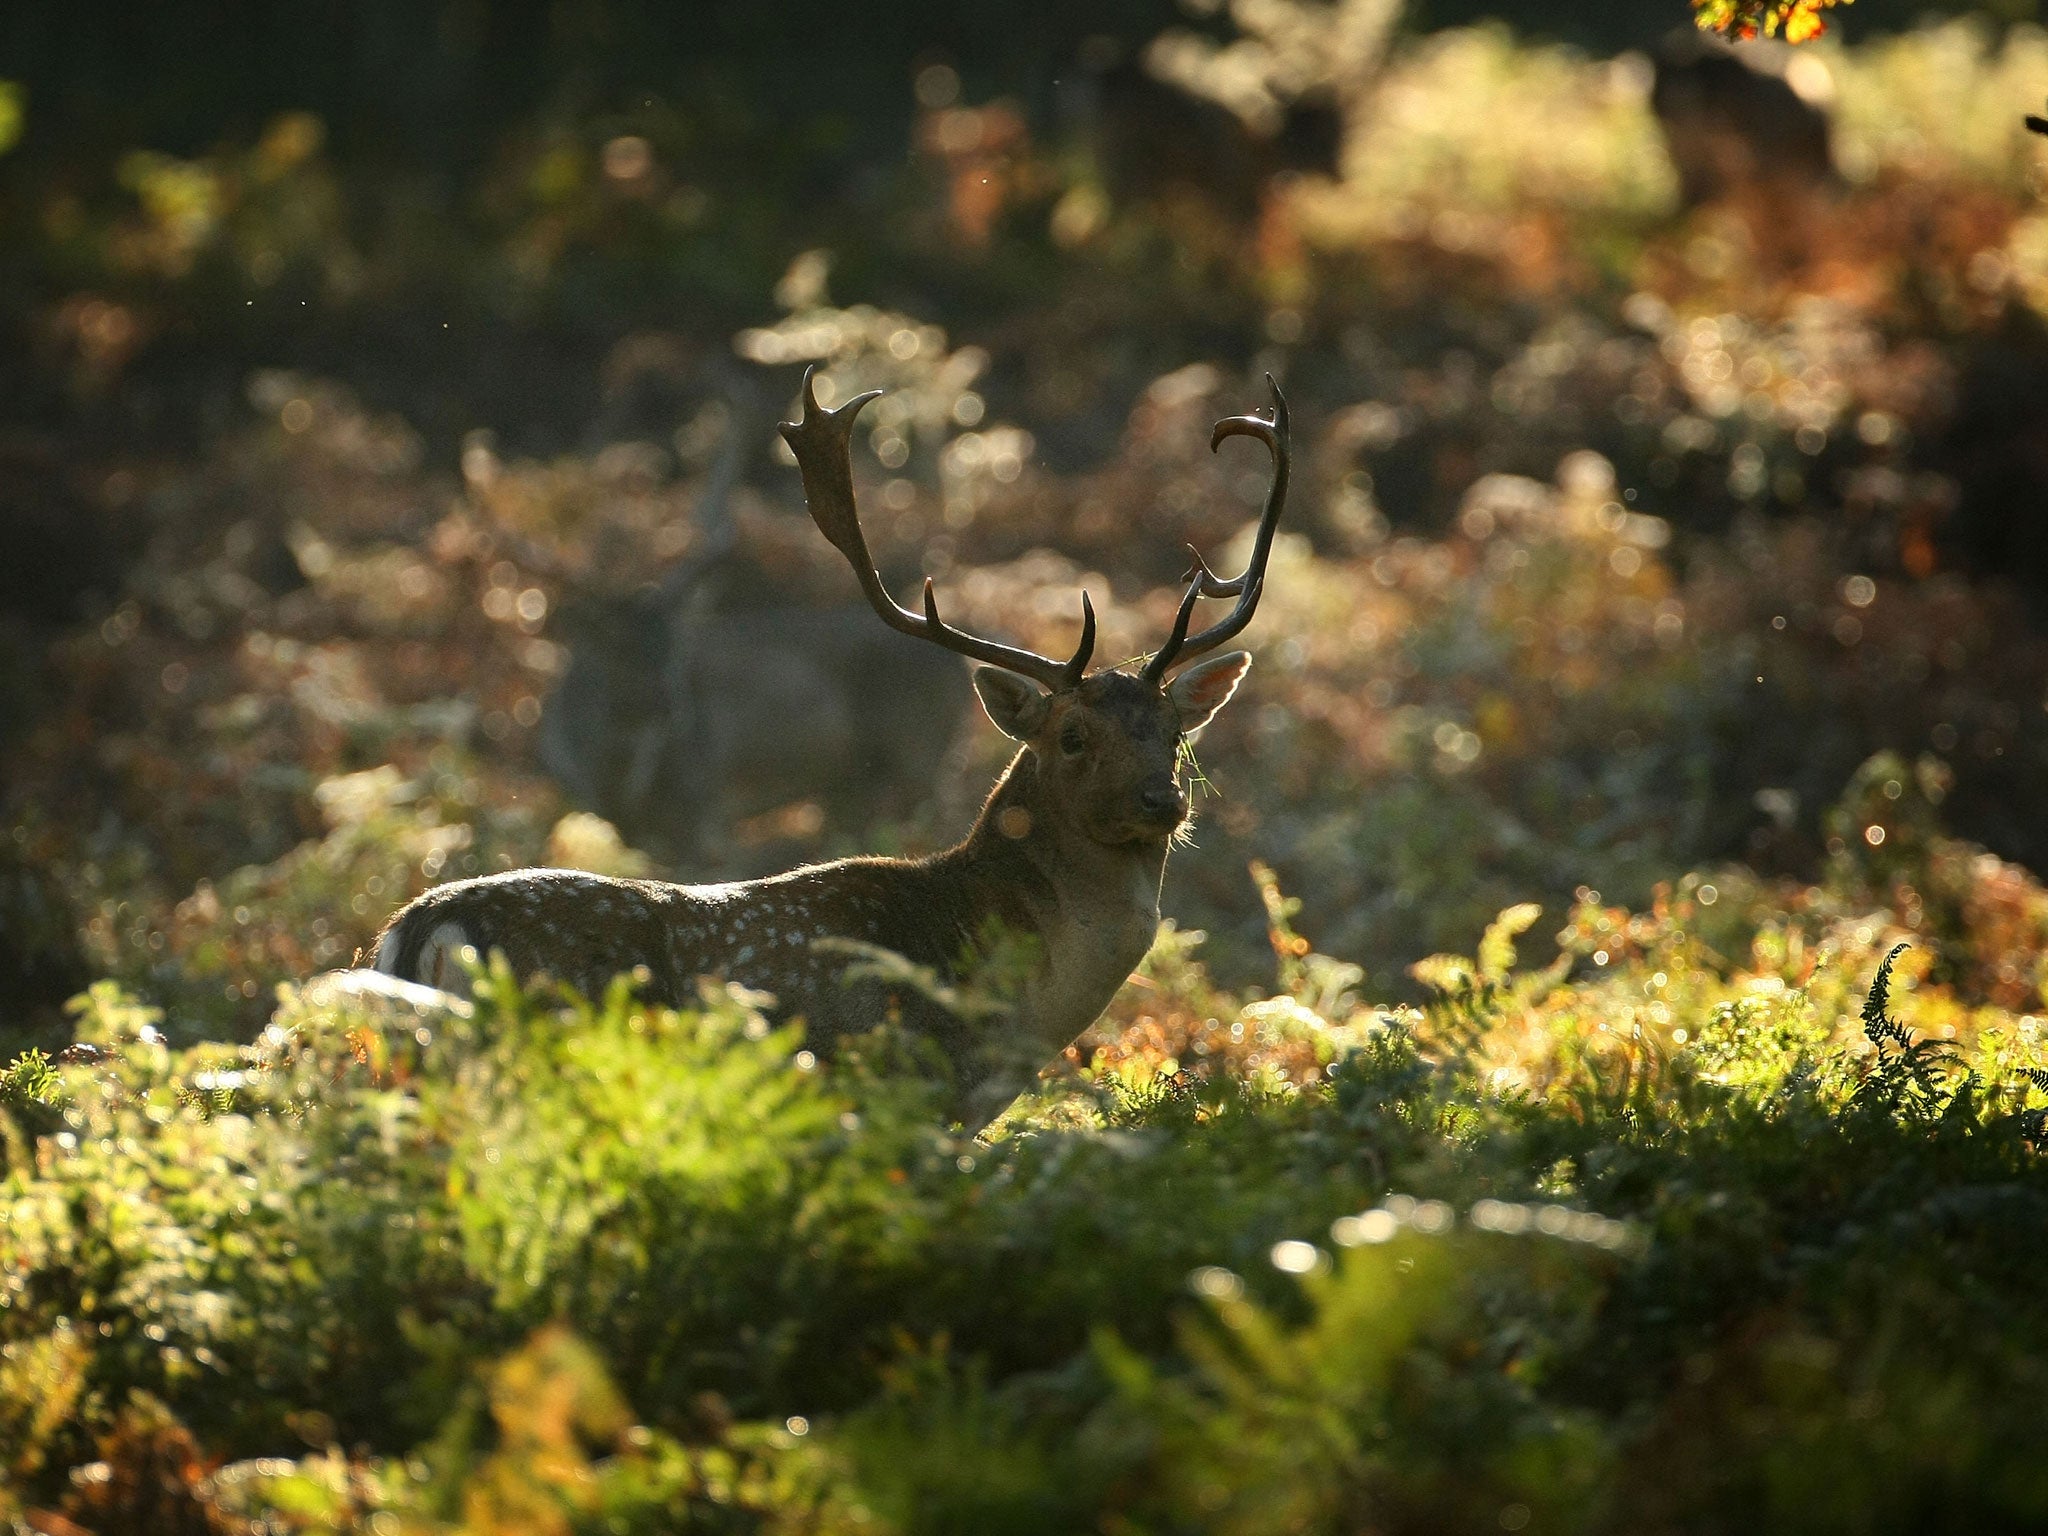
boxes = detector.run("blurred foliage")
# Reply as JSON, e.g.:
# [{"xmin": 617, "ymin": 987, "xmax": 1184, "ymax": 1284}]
[
  {"xmin": 0, "ymin": 82, "xmax": 23, "ymax": 160},
  {"xmin": 1695, "ymin": 0, "xmax": 1855, "ymax": 42}
]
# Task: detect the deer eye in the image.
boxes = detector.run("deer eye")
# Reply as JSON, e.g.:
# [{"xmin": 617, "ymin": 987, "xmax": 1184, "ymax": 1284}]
[{"xmin": 1059, "ymin": 725, "xmax": 1087, "ymax": 757}]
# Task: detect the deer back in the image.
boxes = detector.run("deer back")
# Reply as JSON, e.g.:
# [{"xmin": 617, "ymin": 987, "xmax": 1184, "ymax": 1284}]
[{"xmin": 370, "ymin": 847, "xmax": 1043, "ymax": 1121}]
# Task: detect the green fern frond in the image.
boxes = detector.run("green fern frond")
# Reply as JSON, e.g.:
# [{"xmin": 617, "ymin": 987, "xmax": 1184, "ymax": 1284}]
[{"xmin": 1860, "ymin": 942, "xmax": 1914, "ymax": 1051}]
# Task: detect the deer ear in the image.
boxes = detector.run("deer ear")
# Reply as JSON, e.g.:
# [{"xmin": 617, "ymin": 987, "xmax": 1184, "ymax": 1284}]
[
  {"xmin": 1168, "ymin": 651, "xmax": 1251, "ymax": 734},
  {"xmin": 974, "ymin": 667, "xmax": 1052, "ymax": 740}
]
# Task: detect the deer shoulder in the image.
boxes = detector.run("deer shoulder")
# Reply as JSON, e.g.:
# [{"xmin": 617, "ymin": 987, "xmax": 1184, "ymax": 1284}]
[{"xmin": 368, "ymin": 370, "xmax": 1290, "ymax": 1125}]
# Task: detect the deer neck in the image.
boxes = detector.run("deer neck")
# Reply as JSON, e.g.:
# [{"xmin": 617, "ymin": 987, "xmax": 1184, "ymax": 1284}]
[{"xmin": 947, "ymin": 748, "xmax": 1168, "ymax": 1048}]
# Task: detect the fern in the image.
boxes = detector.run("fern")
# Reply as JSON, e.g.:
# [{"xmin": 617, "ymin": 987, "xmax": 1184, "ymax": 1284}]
[
  {"xmin": 0, "ymin": 1047, "xmax": 60, "ymax": 1109},
  {"xmin": 1850, "ymin": 942, "xmax": 1980, "ymax": 1129},
  {"xmin": 1859, "ymin": 942, "xmax": 1914, "ymax": 1051},
  {"xmin": 2015, "ymin": 1066, "xmax": 2048, "ymax": 1143}
]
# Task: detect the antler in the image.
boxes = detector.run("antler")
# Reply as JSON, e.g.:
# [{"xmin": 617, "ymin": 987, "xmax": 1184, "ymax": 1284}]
[
  {"xmin": 1141, "ymin": 376, "xmax": 1290, "ymax": 683},
  {"xmin": 780, "ymin": 366, "xmax": 1095, "ymax": 691}
]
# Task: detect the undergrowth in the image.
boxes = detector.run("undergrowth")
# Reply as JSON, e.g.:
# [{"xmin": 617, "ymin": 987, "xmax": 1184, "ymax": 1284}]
[{"xmin": 6, "ymin": 855, "xmax": 2048, "ymax": 1534}]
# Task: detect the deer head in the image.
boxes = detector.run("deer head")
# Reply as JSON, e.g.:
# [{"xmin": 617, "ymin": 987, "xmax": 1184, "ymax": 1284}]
[{"xmin": 780, "ymin": 367, "xmax": 1287, "ymax": 854}]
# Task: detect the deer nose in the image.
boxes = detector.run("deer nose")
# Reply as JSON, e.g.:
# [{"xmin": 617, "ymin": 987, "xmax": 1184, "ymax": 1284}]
[{"xmin": 1140, "ymin": 784, "xmax": 1187, "ymax": 823}]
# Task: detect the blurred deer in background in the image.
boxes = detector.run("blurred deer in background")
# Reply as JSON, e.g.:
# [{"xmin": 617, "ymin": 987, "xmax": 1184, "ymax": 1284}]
[
  {"xmin": 537, "ymin": 381, "xmax": 972, "ymax": 859},
  {"xmin": 1651, "ymin": 31, "xmax": 1837, "ymax": 232},
  {"xmin": 373, "ymin": 368, "xmax": 1290, "ymax": 1126},
  {"xmin": 1067, "ymin": 0, "xmax": 1397, "ymax": 268}
]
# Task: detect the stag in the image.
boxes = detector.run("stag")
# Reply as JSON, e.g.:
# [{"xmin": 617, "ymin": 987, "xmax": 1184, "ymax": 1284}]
[{"xmin": 371, "ymin": 368, "xmax": 1290, "ymax": 1125}]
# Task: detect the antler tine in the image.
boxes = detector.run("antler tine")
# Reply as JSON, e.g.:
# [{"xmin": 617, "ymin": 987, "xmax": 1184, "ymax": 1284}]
[
  {"xmin": 1143, "ymin": 376, "xmax": 1290, "ymax": 683},
  {"xmin": 781, "ymin": 365, "xmax": 1093, "ymax": 691},
  {"xmin": 919, "ymin": 579, "xmax": 1096, "ymax": 688},
  {"xmin": 1177, "ymin": 543, "xmax": 1229, "ymax": 593},
  {"xmin": 1147, "ymin": 563, "xmax": 1207, "ymax": 680}
]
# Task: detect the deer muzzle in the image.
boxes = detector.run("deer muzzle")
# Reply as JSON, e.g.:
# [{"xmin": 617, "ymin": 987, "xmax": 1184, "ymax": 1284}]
[{"xmin": 1136, "ymin": 782, "xmax": 1189, "ymax": 832}]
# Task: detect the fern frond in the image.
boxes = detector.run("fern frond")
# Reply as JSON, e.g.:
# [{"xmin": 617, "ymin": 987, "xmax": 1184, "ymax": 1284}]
[{"xmin": 1860, "ymin": 942, "xmax": 1914, "ymax": 1051}]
